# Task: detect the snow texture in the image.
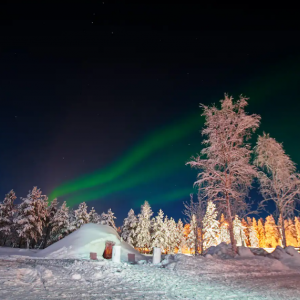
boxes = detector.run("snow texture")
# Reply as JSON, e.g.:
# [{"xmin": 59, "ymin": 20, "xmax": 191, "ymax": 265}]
[{"xmin": 1, "ymin": 245, "xmax": 300, "ymax": 299}]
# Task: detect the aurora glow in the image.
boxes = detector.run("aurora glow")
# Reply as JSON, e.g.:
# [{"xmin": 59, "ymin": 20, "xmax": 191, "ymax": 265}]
[
  {"xmin": 50, "ymin": 56, "xmax": 300, "ymax": 209},
  {"xmin": 50, "ymin": 113, "xmax": 202, "ymax": 205}
]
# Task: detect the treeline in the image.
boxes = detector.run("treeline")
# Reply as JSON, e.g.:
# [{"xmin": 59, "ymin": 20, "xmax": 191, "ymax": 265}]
[{"xmin": 0, "ymin": 188, "xmax": 116, "ymax": 248}]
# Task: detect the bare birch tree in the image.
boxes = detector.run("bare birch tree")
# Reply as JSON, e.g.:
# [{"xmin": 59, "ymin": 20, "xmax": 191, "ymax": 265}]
[
  {"xmin": 254, "ymin": 132, "xmax": 300, "ymax": 248},
  {"xmin": 183, "ymin": 193, "xmax": 206, "ymax": 254},
  {"xmin": 187, "ymin": 94, "xmax": 260, "ymax": 253}
]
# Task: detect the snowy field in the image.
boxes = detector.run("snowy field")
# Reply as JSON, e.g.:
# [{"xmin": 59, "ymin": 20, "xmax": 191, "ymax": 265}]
[
  {"xmin": 0, "ymin": 224, "xmax": 300, "ymax": 299},
  {"xmin": 0, "ymin": 251, "xmax": 300, "ymax": 299}
]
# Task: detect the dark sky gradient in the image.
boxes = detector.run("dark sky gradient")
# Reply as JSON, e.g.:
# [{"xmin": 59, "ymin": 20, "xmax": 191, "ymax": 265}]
[{"xmin": 1, "ymin": 4, "xmax": 300, "ymax": 225}]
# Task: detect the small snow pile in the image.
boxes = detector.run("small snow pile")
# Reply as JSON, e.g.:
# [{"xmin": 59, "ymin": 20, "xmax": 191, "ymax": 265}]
[
  {"xmin": 203, "ymin": 242, "xmax": 235, "ymax": 259},
  {"xmin": 249, "ymin": 247, "xmax": 268, "ymax": 257},
  {"xmin": 237, "ymin": 246, "xmax": 254, "ymax": 258},
  {"xmin": 285, "ymin": 246, "xmax": 300, "ymax": 258},
  {"xmin": 268, "ymin": 245, "xmax": 300, "ymax": 270},
  {"xmin": 37, "ymin": 223, "xmax": 144, "ymax": 262},
  {"xmin": 268, "ymin": 246, "xmax": 290, "ymax": 260}
]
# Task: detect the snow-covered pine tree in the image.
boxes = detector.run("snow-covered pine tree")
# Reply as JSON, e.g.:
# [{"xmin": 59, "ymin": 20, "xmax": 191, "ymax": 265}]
[
  {"xmin": 285, "ymin": 219, "xmax": 298, "ymax": 247},
  {"xmin": 218, "ymin": 222, "xmax": 230, "ymax": 244},
  {"xmin": 14, "ymin": 187, "xmax": 48, "ymax": 248},
  {"xmin": 254, "ymin": 133, "xmax": 300, "ymax": 248},
  {"xmin": 257, "ymin": 218, "xmax": 266, "ymax": 248},
  {"xmin": 0, "ymin": 190, "xmax": 16, "ymax": 245},
  {"xmin": 135, "ymin": 201, "xmax": 153, "ymax": 251},
  {"xmin": 250, "ymin": 218, "xmax": 259, "ymax": 248},
  {"xmin": 121, "ymin": 209, "xmax": 137, "ymax": 246},
  {"xmin": 264, "ymin": 215, "xmax": 280, "ymax": 248},
  {"xmin": 100, "ymin": 208, "xmax": 117, "ymax": 230},
  {"xmin": 187, "ymin": 214, "xmax": 197, "ymax": 253},
  {"xmin": 249, "ymin": 226, "xmax": 259, "ymax": 248},
  {"xmin": 176, "ymin": 218, "xmax": 185, "ymax": 252},
  {"xmin": 167, "ymin": 217, "xmax": 177, "ymax": 254},
  {"xmin": 42, "ymin": 198, "xmax": 58, "ymax": 248},
  {"xmin": 151, "ymin": 209, "xmax": 167, "ymax": 251},
  {"xmin": 67, "ymin": 209, "xmax": 77, "ymax": 233},
  {"xmin": 233, "ymin": 215, "xmax": 246, "ymax": 247},
  {"xmin": 203, "ymin": 201, "xmax": 220, "ymax": 250},
  {"xmin": 241, "ymin": 218, "xmax": 250, "ymax": 247},
  {"xmin": 187, "ymin": 95, "xmax": 260, "ymax": 253},
  {"xmin": 73, "ymin": 202, "xmax": 90, "ymax": 229},
  {"xmin": 50, "ymin": 201, "xmax": 70, "ymax": 244},
  {"xmin": 89, "ymin": 207, "xmax": 101, "ymax": 224}
]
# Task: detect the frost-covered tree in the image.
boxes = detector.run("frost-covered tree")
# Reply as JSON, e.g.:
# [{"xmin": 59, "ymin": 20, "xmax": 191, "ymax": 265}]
[
  {"xmin": 218, "ymin": 220, "xmax": 230, "ymax": 244},
  {"xmin": 167, "ymin": 217, "xmax": 178, "ymax": 254},
  {"xmin": 187, "ymin": 95, "xmax": 260, "ymax": 253},
  {"xmin": 249, "ymin": 225, "xmax": 259, "ymax": 248},
  {"xmin": 257, "ymin": 219, "xmax": 266, "ymax": 248},
  {"xmin": 135, "ymin": 201, "xmax": 153, "ymax": 250},
  {"xmin": 241, "ymin": 218, "xmax": 250, "ymax": 246},
  {"xmin": 187, "ymin": 214, "xmax": 197, "ymax": 253},
  {"xmin": 73, "ymin": 202, "xmax": 89, "ymax": 229},
  {"xmin": 254, "ymin": 133, "xmax": 300, "ymax": 248},
  {"xmin": 14, "ymin": 187, "xmax": 48, "ymax": 248},
  {"xmin": 203, "ymin": 201, "xmax": 220, "ymax": 249},
  {"xmin": 264, "ymin": 215, "xmax": 280, "ymax": 248},
  {"xmin": 183, "ymin": 193, "xmax": 206, "ymax": 254},
  {"xmin": 50, "ymin": 201, "xmax": 70, "ymax": 244},
  {"xmin": 42, "ymin": 198, "xmax": 58, "ymax": 248},
  {"xmin": 176, "ymin": 218, "xmax": 186, "ymax": 252},
  {"xmin": 295, "ymin": 217, "xmax": 300, "ymax": 245},
  {"xmin": 233, "ymin": 215, "xmax": 246, "ymax": 247},
  {"xmin": 89, "ymin": 207, "xmax": 101, "ymax": 224},
  {"xmin": 100, "ymin": 208, "xmax": 117, "ymax": 230},
  {"xmin": 285, "ymin": 219, "xmax": 298, "ymax": 247},
  {"xmin": 121, "ymin": 209, "xmax": 137, "ymax": 246},
  {"xmin": 152, "ymin": 209, "xmax": 167, "ymax": 250},
  {"xmin": 0, "ymin": 190, "xmax": 16, "ymax": 245}
]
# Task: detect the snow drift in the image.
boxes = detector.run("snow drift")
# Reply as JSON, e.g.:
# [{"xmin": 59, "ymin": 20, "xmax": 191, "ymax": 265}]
[{"xmin": 37, "ymin": 223, "xmax": 144, "ymax": 262}]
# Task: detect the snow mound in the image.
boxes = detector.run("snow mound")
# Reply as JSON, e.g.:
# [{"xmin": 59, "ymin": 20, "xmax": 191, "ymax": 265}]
[
  {"xmin": 285, "ymin": 246, "xmax": 300, "ymax": 257},
  {"xmin": 237, "ymin": 246, "xmax": 254, "ymax": 257},
  {"xmin": 268, "ymin": 246, "xmax": 290, "ymax": 260},
  {"xmin": 249, "ymin": 247, "xmax": 268, "ymax": 256},
  {"xmin": 266, "ymin": 246, "xmax": 300, "ymax": 271},
  {"xmin": 203, "ymin": 242, "xmax": 235, "ymax": 258},
  {"xmin": 37, "ymin": 223, "xmax": 144, "ymax": 262}
]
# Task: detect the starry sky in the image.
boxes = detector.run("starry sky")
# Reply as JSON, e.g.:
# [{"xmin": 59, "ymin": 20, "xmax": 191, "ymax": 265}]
[{"xmin": 1, "ymin": 4, "xmax": 300, "ymax": 225}]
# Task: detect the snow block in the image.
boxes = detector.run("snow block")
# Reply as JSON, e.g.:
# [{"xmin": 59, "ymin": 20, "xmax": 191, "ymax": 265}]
[
  {"xmin": 128, "ymin": 253, "xmax": 135, "ymax": 263},
  {"xmin": 90, "ymin": 252, "xmax": 97, "ymax": 260},
  {"xmin": 112, "ymin": 245, "xmax": 121, "ymax": 263},
  {"xmin": 153, "ymin": 247, "xmax": 161, "ymax": 265}
]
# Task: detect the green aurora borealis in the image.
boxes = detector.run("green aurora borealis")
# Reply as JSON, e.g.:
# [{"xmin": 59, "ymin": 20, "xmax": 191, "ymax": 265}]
[{"xmin": 50, "ymin": 56, "xmax": 300, "ymax": 210}]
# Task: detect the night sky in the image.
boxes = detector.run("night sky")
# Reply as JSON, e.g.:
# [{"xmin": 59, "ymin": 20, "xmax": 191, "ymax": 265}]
[{"xmin": 1, "ymin": 4, "xmax": 300, "ymax": 225}]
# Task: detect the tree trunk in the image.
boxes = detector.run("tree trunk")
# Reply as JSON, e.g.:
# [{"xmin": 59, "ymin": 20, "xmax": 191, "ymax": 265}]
[
  {"xmin": 226, "ymin": 193, "xmax": 237, "ymax": 253},
  {"xmin": 280, "ymin": 213, "xmax": 287, "ymax": 248},
  {"xmin": 194, "ymin": 224, "xmax": 198, "ymax": 256},
  {"xmin": 199, "ymin": 227, "xmax": 203, "ymax": 255}
]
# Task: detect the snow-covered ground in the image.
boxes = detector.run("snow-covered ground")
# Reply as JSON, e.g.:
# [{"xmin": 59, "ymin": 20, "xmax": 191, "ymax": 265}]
[
  {"xmin": 0, "ymin": 253, "xmax": 300, "ymax": 299},
  {"xmin": 0, "ymin": 226, "xmax": 300, "ymax": 299}
]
